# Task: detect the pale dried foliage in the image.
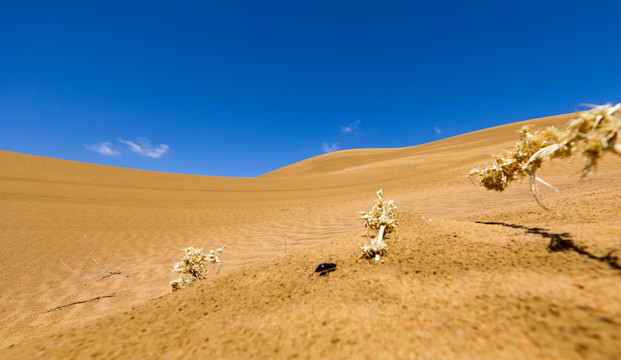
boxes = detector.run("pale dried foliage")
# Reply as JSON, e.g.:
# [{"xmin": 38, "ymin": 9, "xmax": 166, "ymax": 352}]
[
  {"xmin": 170, "ymin": 246, "xmax": 225, "ymax": 291},
  {"xmin": 359, "ymin": 189, "xmax": 397, "ymax": 260},
  {"xmin": 359, "ymin": 189, "xmax": 397, "ymax": 232},
  {"xmin": 361, "ymin": 235, "xmax": 388, "ymax": 261},
  {"xmin": 470, "ymin": 103, "xmax": 621, "ymax": 208}
]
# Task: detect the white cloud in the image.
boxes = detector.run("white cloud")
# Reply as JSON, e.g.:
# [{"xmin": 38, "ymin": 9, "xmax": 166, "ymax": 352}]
[
  {"xmin": 85, "ymin": 142, "xmax": 121, "ymax": 156},
  {"xmin": 118, "ymin": 138, "xmax": 170, "ymax": 159},
  {"xmin": 322, "ymin": 142, "xmax": 340, "ymax": 153},
  {"xmin": 434, "ymin": 126, "xmax": 442, "ymax": 135},
  {"xmin": 341, "ymin": 120, "xmax": 361, "ymax": 134}
]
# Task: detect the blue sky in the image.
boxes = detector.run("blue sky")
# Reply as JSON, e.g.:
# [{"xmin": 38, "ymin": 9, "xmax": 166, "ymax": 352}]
[{"xmin": 1, "ymin": 1, "xmax": 620, "ymax": 177}]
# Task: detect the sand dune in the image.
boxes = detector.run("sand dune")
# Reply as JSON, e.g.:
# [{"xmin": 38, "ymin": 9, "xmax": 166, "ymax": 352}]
[{"xmin": 1, "ymin": 113, "xmax": 620, "ymax": 359}]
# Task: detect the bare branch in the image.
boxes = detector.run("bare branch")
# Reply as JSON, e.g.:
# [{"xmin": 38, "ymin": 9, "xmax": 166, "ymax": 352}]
[
  {"xmin": 60, "ymin": 234, "xmax": 124, "ymax": 282},
  {"xmin": 60, "ymin": 258, "xmax": 101, "ymax": 277},
  {"xmin": 92, "ymin": 258, "xmax": 108, "ymax": 273},
  {"xmin": 534, "ymin": 176, "xmax": 560, "ymax": 192},
  {"xmin": 92, "ymin": 258, "xmax": 119, "ymax": 275},
  {"xmin": 93, "ymin": 274, "xmax": 117, "ymax": 282},
  {"xmin": 83, "ymin": 234, "xmax": 121, "ymax": 273},
  {"xmin": 528, "ymin": 167, "xmax": 558, "ymax": 214}
]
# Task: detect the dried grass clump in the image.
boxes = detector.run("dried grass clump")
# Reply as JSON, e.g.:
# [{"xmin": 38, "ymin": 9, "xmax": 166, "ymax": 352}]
[
  {"xmin": 170, "ymin": 246, "xmax": 225, "ymax": 291},
  {"xmin": 359, "ymin": 189, "xmax": 397, "ymax": 261},
  {"xmin": 470, "ymin": 103, "xmax": 621, "ymax": 208}
]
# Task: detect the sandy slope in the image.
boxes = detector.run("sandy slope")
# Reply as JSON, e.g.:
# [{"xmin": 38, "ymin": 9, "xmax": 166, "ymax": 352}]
[{"xmin": 1, "ymin": 113, "xmax": 620, "ymax": 359}]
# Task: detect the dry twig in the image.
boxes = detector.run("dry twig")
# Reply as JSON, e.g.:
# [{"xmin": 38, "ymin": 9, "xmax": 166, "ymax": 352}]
[{"xmin": 60, "ymin": 234, "xmax": 123, "ymax": 282}]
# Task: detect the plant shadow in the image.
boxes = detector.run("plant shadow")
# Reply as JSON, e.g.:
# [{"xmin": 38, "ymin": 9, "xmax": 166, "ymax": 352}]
[{"xmin": 475, "ymin": 221, "xmax": 620, "ymax": 270}]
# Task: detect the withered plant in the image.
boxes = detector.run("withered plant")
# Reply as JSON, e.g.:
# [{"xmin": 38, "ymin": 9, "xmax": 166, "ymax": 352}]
[
  {"xmin": 170, "ymin": 246, "xmax": 225, "ymax": 291},
  {"xmin": 469, "ymin": 103, "xmax": 621, "ymax": 209},
  {"xmin": 359, "ymin": 189, "xmax": 397, "ymax": 261},
  {"xmin": 60, "ymin": 234, "xmax": 124, "ymax": 282}
]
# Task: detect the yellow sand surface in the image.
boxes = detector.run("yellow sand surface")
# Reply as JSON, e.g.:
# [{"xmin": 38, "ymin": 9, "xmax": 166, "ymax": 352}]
[{"xmin": 1, "ymin": 113, "xmax": 620, "ymax": 359}]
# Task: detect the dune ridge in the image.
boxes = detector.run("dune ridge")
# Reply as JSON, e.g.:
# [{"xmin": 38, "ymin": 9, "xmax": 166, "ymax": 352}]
[{"xmin": 1, "ymin": 113, "xmax": 620, "ymax": 359}]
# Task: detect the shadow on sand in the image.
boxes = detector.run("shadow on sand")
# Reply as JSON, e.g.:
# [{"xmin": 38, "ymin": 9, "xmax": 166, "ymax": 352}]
[{"xmin": 476, "ymin": 221, "xmax": 620, "ymax": 270}]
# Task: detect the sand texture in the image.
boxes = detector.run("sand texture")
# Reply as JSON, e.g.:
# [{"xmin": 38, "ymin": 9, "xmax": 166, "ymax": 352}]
[{"xmin": 1, "ymin": 113, "xmax": 620, "ymax": 359}]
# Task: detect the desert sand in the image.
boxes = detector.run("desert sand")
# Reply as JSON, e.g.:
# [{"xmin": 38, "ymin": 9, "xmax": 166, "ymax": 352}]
[{"xmin": 1, "ymin": 113, "xmax": 620, "ymax": 359}]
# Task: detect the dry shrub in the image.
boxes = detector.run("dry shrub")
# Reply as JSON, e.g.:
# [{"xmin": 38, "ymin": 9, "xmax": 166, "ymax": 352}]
[
  {"xmin": 170, "ymin": 246, "xmax": 225, "ymax": 291},
  {"xmin": 359, "ymin": 189, "xmax": 397, "ymax": 260},
  {"xmin": 470, "ymin": 103, "xmax": 621, "ymax": 208},
  {"xmin": 359, "ymin": 189, "xmax": 397, "ymax": 232}
]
